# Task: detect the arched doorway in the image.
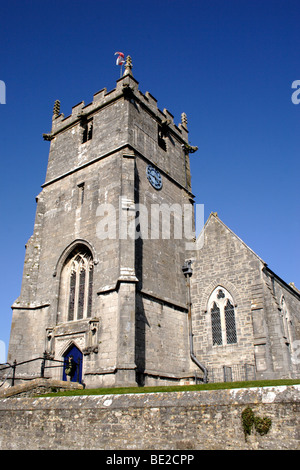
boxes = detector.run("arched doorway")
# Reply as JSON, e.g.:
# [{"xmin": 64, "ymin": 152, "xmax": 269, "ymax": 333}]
[{"xmin": 62, "ymin": 344, "xmax": 83, "ymax": 383}]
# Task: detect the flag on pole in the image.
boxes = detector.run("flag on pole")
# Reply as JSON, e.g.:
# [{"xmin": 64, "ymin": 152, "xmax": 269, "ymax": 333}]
[{"xmin": 115, "ymin": 52, "xmax": 125, "ymax": 66}]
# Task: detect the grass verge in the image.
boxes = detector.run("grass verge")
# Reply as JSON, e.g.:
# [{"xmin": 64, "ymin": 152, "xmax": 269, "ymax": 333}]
[{"xmin": 40, "ymin": 378, "xmax": 300, "ymax": 397}]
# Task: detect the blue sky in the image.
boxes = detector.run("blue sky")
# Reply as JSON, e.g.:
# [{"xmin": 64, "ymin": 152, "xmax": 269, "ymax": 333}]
[{"xmin": 0, "ymin": 0, "xmax": 299, "ymax": 359}]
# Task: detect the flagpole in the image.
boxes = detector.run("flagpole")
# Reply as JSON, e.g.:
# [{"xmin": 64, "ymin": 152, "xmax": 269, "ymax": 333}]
[{"xmin": 115, "ymin": 52, "xmax": 125, "ymax": 78}]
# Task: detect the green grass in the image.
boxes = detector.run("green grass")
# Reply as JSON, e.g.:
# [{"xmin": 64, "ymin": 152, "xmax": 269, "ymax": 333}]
[{"xmin": 40, "ymin": 378, "xmax": 300, "ymax": 397}]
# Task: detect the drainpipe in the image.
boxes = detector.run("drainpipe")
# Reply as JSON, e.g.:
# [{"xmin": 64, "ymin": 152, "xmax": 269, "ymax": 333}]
[{"xmin": 182, "ymin": 260, "xmax": 208, "ymax": 383}]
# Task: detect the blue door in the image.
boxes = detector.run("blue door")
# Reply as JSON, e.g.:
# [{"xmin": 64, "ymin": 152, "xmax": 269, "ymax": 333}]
[{"xmin": 62, "ymin": 344, "xmax": 83, "ymax": 383}]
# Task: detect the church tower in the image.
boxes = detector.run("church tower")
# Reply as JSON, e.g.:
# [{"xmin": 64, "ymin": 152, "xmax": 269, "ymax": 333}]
[{"xmin": 8, "ymin": 57, "xmax": 198, "ymax": 387}]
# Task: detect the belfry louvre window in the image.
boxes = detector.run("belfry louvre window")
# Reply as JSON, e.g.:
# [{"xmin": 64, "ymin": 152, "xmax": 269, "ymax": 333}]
[
  {"xmin": 158, "ymin": 125, "xmax": 167, "ymax": 151},
  {"xmin": 65, "ymin": 251, "xmax": 93, "ymax": 321},
  {"xmin": 208, "ymin": 287, "xmax": 237, "ymax": 346},
  {"xmin": 82, "ymin": 119, "xmax": 93, "ymax": 143}
]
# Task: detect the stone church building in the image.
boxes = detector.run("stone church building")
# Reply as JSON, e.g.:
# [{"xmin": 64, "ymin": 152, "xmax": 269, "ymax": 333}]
[{"xmin": 7, "ymin": 57, "xmax": 300, "ymax": 387}]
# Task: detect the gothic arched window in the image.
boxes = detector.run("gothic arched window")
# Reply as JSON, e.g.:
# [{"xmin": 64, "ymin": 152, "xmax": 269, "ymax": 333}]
[
  {"xmin": 59, "ymin": 248, "xmax": 94, "ymax": 322},
  {"xmin": 208, "ymin": 287, "xmax": 237, "ymax": 346}
]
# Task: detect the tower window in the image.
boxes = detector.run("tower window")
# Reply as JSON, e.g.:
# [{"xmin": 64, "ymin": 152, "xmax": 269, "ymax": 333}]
[
  {"xmin": 158, "ymin": 125, "xmax": 167, "ymax": 151},
  {"xmin": 60, "ymin": 249, "xmax": 94, "ymax": 322},
  {"xmin": 82, "ymin": 119, "xmax": 93, "ymax": 143},
  {"xmin": 77, "ymin": 182, "xmax": 85, "ymax": 205},
  {"xmin": 208, "ymin": 287, "xmax": 237, "ymax": 346}
]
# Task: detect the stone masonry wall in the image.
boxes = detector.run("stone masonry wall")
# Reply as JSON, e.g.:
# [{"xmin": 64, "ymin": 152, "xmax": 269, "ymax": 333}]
[
  {"xmin": 261, "ymin": 269, "xmax": 300, "ymax": 378},
  {"xmin": 0, "ymin": 385, "xmax": 299, "ymax": 450},
  {"xmin": 135, "ymin": 293, "xmax": 190, "ymax": 384},
  {"xmin": 190, "ymin": 214, "xmax": 263, "ymax": 375},
  {"xmin": 8, "ymin": 71, "xmax": 193, "ymax": 388},
  {"xmin": 190, "ymin": 213, "xmax": 300, "ymax": 381}
]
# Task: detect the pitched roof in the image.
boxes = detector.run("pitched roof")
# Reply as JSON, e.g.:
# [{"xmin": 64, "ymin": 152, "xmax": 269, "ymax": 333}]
[
  {"xmin": 197, "ymin": 211, "xmax": 265, "ymax": 264},
  {"xmin": 196, "ymin": 212, "xmax": 300, "ymax": 300}
]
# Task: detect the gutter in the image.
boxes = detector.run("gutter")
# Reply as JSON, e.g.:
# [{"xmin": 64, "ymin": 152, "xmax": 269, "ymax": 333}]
[
  {"xmin": 262, "ymin": 264, "xmax": 300, "ymax": 300},
  {"xmin": 182, "ymin": 260, "xmax": 208, "ymax": 383}
]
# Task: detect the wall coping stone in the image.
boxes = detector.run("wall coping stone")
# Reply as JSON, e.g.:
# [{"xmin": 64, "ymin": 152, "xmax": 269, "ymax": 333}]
[{"xmin": 0, "ymin": 384, "xmax": 299, "ymax": 410}]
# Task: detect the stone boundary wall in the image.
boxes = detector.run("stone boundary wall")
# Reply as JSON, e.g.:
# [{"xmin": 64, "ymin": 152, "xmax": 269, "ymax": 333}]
[{"xmin": 0, "ymin": 385, "xmax": 299, "ymax": 450}]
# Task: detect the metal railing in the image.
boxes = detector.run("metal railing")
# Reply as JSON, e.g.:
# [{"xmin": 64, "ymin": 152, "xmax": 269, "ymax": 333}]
[
  {"xmin": 0, "ymin": 353, "xmax": 82, "ymax": 387},
  {"xmin": 1, "ymin": 356, "xmax": 256, "ymax": 388},
  {"xmin": 195, "ymin": 363, "xmax": 256, "ymax": 384}
]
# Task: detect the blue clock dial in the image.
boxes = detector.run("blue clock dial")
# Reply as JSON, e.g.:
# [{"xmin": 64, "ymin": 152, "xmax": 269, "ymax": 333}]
[{"xmin": 146, "ymin": 165, "xmax": 162, "ymax": 190}]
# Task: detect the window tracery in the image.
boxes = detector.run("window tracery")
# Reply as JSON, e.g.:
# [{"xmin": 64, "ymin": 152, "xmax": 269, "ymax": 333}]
[
  {"xmin": 208, "ymin": 286, "xmax": 237, "ymax": 346},
  {"xmin": 61, "ymin": 250, "xmax": 94, "ymax": 322}
]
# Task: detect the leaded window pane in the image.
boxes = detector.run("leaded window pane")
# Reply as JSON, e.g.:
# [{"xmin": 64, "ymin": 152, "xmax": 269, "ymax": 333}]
[
  {"xmin": 211, "ymin": 302, "xmax": 222, "ymax": 345},
  {"xmin": 87, "ymin": 266, "xmax": 93, "ymax": 318},
  {"xmin": 68, "ymin": 271, "xmax": 76, "ymax": 321},
  {"xmin": 217, "ymin": 289, "xmax": 225, "ymax": 299},
  {"xmin": 77, "ymin": 268, "xmax": 86, "ymax": 320},
  {"xmin": 225, "ymin": 300, "xmax": 237, "ymax": 344},
  {"xmin": 63, "ymin": 249, "xmax": 94, "ymax": 322}
]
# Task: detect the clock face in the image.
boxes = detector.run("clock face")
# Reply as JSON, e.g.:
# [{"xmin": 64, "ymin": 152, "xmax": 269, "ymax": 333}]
[{"xmin": 146, "ymin": 165, "xmax": 162, "ymax": 190}]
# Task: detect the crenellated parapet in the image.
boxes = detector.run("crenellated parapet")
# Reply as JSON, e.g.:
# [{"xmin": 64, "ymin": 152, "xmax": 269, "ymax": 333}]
[{"xmin": 44, "ymin": 65, "xmax": 190, "ymax": 146}]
